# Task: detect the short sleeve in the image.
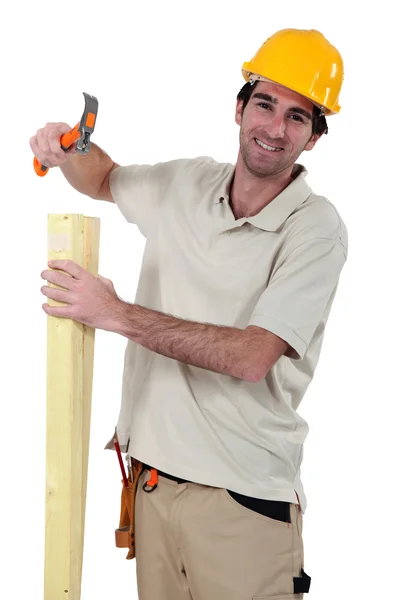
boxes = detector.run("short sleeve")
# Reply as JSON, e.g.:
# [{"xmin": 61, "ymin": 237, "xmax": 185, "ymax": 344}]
[
  {"xmin": 248, "ymin": 237, "xmax": 347, "ymax": 360},
  {"xmin": 109, "ymin": 160, "xmax": 186, "ymax": 236}
]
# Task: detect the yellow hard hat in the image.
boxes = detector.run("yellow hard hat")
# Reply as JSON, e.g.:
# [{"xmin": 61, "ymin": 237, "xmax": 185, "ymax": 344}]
[{"xmin": 242, "ymin": 29, "xmax": 344, "ymax": 115}]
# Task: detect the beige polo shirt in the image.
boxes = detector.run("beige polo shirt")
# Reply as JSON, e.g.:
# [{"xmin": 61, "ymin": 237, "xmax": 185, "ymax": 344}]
[{"xmin": 105, "ymin": 156, "xmax": 348, "ymax": 513}]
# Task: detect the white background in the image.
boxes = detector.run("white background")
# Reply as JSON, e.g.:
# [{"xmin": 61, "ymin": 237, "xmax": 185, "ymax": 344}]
[{"xmin": 1, "ymin": 1, "xmax": 398, "ymax": 599}]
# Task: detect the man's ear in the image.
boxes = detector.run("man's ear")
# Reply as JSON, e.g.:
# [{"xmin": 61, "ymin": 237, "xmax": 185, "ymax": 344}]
[
  {"xmin": 305, "ymin": 132, "xmax": 323, "ymax": 152},
  {"xmin": 235, "ymin": 99, "xmax": 244, "ymax": 126}
]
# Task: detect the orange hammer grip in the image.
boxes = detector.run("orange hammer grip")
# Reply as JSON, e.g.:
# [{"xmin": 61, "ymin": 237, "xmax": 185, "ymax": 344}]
[
  {"xmin": 60, "ymin": 122, "xmax": 81, "ymax": 150},
  {"xmin": 33, "ymin": 157, "xmax": 49, "ymax": 177}
]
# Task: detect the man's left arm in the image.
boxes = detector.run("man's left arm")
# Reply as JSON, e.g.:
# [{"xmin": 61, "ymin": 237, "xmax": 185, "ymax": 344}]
[
  {"xmin": 113, "ymin": 303, "xmax": 289, "ymax": 383},
  {"xmin": 41, "ymin": 234, "xmax": 347, "ymax": 381},
  {"xmin": 41, "ymin": 260, "xmax": 287, "ymax": 383},
  {"xmin": 111, "ymin": 233, "xmax": 347, "ymax": 379}
]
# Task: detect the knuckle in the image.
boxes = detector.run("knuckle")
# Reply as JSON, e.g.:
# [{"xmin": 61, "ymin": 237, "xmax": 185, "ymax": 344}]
[{"xmin": 54, "ymin": 122, "xmax": 71, "ymax": 135}]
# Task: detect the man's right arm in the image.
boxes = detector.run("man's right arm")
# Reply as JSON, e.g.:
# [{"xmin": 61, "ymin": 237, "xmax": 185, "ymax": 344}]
[
  {"xmin": 29, "ymin": 122, "xmax": 119, "ymax": 202},
  {"xmin": 59, "ymin": 143, "xmax": 119, "ymax": 202}
]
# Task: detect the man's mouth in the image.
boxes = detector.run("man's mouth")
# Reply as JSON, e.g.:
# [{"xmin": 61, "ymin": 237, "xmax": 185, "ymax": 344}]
[{"xmin": 255, "ymin": 138, "xmax": 283, "ymax": 152}]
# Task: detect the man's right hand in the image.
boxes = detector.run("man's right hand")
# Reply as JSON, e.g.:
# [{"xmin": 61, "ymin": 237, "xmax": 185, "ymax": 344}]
[
  {"xmin": 30, "ymin": 122, "xmax": 116, "ymax": 201},
  {"xmin": 30, "ymin": 122, "xmax": 77, "ymax": 169}
]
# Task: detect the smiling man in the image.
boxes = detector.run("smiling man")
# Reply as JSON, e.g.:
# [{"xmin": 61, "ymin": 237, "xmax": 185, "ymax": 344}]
[{"xmin": 32, "ymin": 28, "xmax": 347, "ymax": 600}]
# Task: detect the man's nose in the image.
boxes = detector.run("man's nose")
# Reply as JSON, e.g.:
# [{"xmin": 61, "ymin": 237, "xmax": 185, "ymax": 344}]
[{"xmin": 267, "ymin": 113, "xmax": 286, "ymax": 139}]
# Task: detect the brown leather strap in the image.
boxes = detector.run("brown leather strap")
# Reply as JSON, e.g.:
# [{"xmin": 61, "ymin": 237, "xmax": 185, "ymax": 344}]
[{"xmin": 115, "ymin": 458, "xmax": 144, "ymax": 558}]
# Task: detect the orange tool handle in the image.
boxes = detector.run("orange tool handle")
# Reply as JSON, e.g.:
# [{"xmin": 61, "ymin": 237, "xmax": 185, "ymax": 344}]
[
  {"xmin": 33, "ymin": 157, "xmax": 50, "ymax": 177},
  {"xmin": 60, "ymin": 122, "xmax": 81, "ymax": 150},
  {"xmin": 33, "ymin": 122, "xmax": 81, "ymax": 177}
]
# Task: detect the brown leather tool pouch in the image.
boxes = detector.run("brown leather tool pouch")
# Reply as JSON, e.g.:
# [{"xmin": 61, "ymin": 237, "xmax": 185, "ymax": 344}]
[{"xmin": 115, "ymin": 457, "xmax": 144, "ymax": 560}]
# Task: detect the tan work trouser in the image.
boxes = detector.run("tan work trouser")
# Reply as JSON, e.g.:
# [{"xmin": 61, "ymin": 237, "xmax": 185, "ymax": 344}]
[{"xmin": 134, "ymin": 469, "xmax": 307, "ymax": 599}]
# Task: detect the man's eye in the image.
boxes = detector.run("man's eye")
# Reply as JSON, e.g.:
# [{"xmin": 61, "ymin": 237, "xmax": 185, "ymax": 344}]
[
  {"xmin": 290, "ymin": 114, "xmax": 304, "ymax": 122},
  {"xmin": 258, "ymin": 103, "xmax": 272, "ymax": 110}
]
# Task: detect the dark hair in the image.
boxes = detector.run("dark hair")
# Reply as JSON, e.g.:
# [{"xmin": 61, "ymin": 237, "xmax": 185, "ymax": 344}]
[{"xmin": 237, "ymin": 81, "xmax": 328, "ymax": 136}]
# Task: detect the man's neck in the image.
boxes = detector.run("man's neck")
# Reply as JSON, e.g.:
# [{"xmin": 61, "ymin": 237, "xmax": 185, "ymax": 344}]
[{"xmin": 229, "ymin": 157, "xmax": 295, "ymax": 220}]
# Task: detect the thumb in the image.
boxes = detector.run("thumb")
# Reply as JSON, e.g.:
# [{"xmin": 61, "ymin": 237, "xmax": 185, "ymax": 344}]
[{"xmin": 65, "ymin": 141, "xmax": 78, "ymax": 154}]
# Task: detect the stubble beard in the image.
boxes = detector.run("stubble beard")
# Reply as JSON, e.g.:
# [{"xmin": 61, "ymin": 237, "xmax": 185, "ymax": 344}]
[{"xmin": 239, "ymin": 131, "xmax": 305, "ymax": 179}]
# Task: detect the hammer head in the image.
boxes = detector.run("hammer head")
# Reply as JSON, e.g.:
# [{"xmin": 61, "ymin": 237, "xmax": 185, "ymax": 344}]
[{"xmin": 76, "ymin": 92, "xmax": 99, "ymax": 154}]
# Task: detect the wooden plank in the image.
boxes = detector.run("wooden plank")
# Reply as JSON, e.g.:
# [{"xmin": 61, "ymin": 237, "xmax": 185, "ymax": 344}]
[
  {"xmin": 44, "ymin": 214, "xmax": 100, "ymax": 600},
  {"xmin": 78, "ymin": 217, "xmax": 100, "ymax": 587}
]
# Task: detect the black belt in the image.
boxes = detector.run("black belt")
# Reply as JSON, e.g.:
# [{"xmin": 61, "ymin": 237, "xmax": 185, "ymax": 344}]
[{"xmin": 142, "ymin": 464, "xmax": 291, "ymax": 524}]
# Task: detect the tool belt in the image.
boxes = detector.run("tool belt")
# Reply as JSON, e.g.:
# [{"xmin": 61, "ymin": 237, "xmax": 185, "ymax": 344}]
[{"xmin": 114, "ymin": 453, "xmax": 144, "ymax": 560}]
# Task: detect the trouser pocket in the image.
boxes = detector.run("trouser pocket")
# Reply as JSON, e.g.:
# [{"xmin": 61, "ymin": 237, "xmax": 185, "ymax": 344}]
[{"xmin": 226, "ymin": 489, "xmax": 291, "ymax": 524}]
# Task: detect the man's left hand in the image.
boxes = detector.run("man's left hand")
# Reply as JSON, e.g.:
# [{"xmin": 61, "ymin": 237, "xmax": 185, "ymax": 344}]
[{"xmin": 41, "ymin": 259, "xmax": 123, "ymax": 331}]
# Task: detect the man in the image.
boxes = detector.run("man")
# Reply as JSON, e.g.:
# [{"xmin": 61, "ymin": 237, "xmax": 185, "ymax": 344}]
[{"xmin": 31, "ymin": 28, "xmax": 347, "ymax": 600}]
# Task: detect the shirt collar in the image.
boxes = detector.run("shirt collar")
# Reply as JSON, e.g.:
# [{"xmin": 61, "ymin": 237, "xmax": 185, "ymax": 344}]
[{"xmin": 215, "ymin": 164, "xmax": 312, "ymax": 232}]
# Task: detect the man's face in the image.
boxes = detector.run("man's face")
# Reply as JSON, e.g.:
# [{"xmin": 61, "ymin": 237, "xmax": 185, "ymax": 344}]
[{"xmin": 235, "ymin": 80, "xmax": 321, "ymax": 178}]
